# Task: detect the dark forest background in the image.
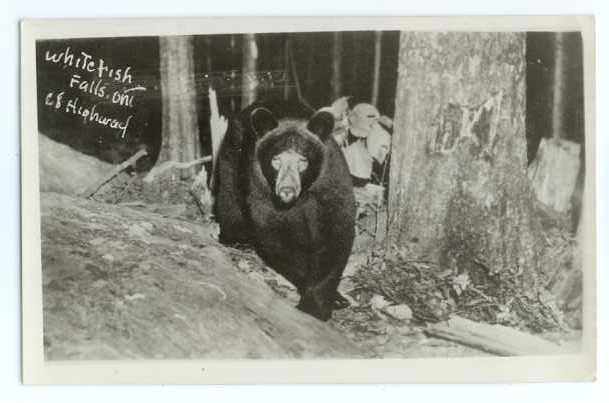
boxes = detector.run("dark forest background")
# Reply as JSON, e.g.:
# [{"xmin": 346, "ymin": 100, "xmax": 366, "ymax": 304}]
[{"xmin": 35, "ymin": 31, "xmax": 584, "ymax": 171}]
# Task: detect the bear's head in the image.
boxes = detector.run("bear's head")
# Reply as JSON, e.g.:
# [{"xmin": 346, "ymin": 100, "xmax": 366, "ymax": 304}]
[{"xmin": 251, "ymin": 108, "xmax": 335, "ymax": 206}]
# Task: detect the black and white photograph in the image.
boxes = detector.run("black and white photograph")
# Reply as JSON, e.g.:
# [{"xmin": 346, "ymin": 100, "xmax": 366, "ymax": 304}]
[{"xmin": 20, "ymin": 16, "xmax": 596, "ymax": 384}]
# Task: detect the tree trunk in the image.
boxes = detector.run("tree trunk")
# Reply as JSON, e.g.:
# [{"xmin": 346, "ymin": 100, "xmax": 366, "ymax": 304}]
[
  {"xmin": 241, "ymin": 33, "xmax": 258, "ymax": 109},
  {"xmin": 552, "ymin": 32, "xmax": 567, "ymax": 140},
  {"xmin": 283, "ymin": 38, "xmax": 291, "ymax": 100},
  {"xmin": 204, "ymin": 36, "xmax": 213, "ymax": 74},
  {"xmin": 371, "ymin": 31, "xmax": 382, "ymax": 106},
  {"xmin": 157, "ymin": 35, "xmax": 200, "ymax": 179},
  {"xmin": 331, "ymin": 32, "xmax": 343, "ymax": 100},
  {"xmin": 305, "ymin": 39, "xmax": 316, "ymax": 102},
  {"xmin": 387, "ymin": 33, "xmax": 545, "ymax": 281},
  {"xmin": 349, "ymin": 35, "xmax": 360, "ymax": 97},
  {"xmin": 230, "ymin": 35, "xmax": 238, "ymax": 113}
]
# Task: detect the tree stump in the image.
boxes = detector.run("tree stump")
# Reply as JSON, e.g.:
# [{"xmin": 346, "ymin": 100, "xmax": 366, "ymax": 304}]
[{"xmin": 528, "ymin": 137, "xmax": 581, "ymax": 213}]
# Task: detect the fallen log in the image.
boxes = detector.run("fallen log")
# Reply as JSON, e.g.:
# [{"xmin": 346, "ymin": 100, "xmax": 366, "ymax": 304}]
[{"xmin": 425, "ymin": 315, "xmax": 563, "ymax": 356}]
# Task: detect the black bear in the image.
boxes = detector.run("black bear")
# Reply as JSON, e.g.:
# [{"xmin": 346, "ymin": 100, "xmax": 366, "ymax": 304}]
[
  {"xmin": 214, "ymin": 103, "xmax": 356, "ymax": 321},
  {"xmin": 213, "ymin": 100, "xmax": 310, "ymax": 245}
]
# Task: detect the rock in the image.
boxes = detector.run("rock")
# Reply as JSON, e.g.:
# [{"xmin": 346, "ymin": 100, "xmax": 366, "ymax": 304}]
[
  {"xmin": 38, "ymin": 133, "xmax": 115, "ymax": 196},
  {"xmin": 369, "ymin": 294, "xmax": 390, "ymax": 310},
  {"xmin": 369, "ymin": 296, "xmax": 413, "ymax": 321},
  {"xmin": 384, "ymin": 304, "xmax": 413, "ymax": 321},
  {"xmin": 237, "ymin": 259, "xmax": 251, "ymax": 270},
  {"xmin": 41, "ymin": 192, "xmax": 363, "ymax": 360},
  {"xmin": 395, "ymin": 325, "xmax": 415, "ymax": 336}
]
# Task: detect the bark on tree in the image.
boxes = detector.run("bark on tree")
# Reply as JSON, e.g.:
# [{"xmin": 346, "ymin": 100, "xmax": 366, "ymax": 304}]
[
  {"xmin": 241, "ymin": 33, "xmax": 258, "ymax": 110},
  {"xmin": 331, "ymin": 32, "xmax": 343, "ymax": 100},
  {"xmin": 157, "ymin": 35, "xmax": 201, "ymax": 179},
  {"xmin": 387, "ymin": 33, "xmax": 546, "ymax": 282}
]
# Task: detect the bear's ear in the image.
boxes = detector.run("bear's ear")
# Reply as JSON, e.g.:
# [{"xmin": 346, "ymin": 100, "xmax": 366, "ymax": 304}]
[
  {"xmin": 250, "ymin": 107, "xmax": 278, "ymax": 138},
  {"xmin": 307, "ymin": 111, "xmax": 335, "ymax": 140}
]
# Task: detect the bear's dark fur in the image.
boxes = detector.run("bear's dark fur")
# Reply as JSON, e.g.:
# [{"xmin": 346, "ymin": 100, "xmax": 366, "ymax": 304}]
[
  {"xmin": 214, "ymin": 103, "xmax": 356, "ymax": 321},
  {"xmin": 213, "ymin": 102, "xmax": 278, "ymax": 245}
]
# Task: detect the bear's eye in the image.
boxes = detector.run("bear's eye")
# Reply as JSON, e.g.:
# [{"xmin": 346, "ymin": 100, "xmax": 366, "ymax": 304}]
[
  {"xmin": 297, "ymin": 157, "xmax": 308, "ymax": 172},
  {"xmin": 271, "ymin": 156, "xmax": 281, "ymax": 171}
]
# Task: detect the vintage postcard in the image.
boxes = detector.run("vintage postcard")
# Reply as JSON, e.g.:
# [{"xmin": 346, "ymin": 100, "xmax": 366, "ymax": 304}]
[{"xmin": 21, "ymin": 16, "xmax": 596, "ymax": 384}]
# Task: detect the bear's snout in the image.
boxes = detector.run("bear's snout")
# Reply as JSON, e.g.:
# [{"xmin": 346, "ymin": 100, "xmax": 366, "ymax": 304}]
[
  {"xmin": 274, "ymin": 155, "xmax": 302, "ymax": 204},
  {"xmin": 278, "ymin": 186, "xmax": 297, "ymax": 203}
]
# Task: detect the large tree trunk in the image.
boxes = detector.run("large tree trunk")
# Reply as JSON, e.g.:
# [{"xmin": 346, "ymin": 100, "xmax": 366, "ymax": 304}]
[
  {"xmin": 387, "ymin": 33, "xmax": 545, "ymax": 281},
  {"xmin": 157, "ymin": 35, "xmax": 200, "ymax": 179}
]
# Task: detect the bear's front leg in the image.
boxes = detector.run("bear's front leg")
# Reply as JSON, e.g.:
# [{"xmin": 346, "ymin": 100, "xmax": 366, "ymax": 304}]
[{"xmin": 296, "ymin": 247, "xmax": 341, "ymax": 321}]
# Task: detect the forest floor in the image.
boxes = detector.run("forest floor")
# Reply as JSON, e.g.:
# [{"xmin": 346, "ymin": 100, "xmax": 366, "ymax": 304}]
[
  {"xmin": 216, "ymin": 225, "xmax": 582, "ymax": 359},
  {"xmin": 38, "ymin": 133, "xmax": 582, "ymax": 360},
  {"xmin": 226, "ymin": 243, "xmax": 494, "ymax": 358}
]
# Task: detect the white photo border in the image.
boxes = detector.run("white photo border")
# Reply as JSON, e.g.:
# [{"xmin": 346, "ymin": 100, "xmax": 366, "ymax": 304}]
[{"xmin": 21, "ymin": 15, "xmax": 597, "ymax": 384}]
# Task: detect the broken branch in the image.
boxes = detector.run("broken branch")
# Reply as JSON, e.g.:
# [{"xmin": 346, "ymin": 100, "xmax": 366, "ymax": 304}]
[
  {"xmin": 143, "ymin": 156, "xmax": 212, "ymax": 183},
  {"xmin": 82, "ymin": 148, "xmax": 148, "ymax": 199}
]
